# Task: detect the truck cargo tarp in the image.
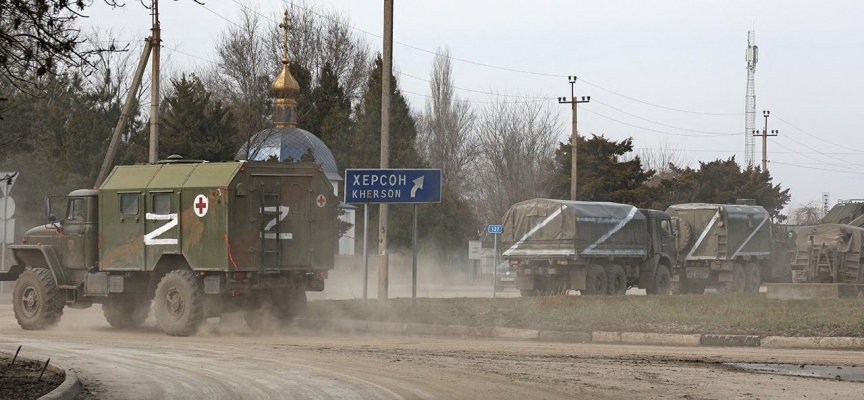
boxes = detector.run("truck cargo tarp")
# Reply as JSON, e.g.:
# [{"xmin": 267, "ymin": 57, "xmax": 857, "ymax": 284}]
[
  {"xmin": 501, "ymin": 199, "xmax": 648, "ymax": 258},
  {"xmin": 796, "ymin": 223, "xmax": 864, "ymax": 254}
]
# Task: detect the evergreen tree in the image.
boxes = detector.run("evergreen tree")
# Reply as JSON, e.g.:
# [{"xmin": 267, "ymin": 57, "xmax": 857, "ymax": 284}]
[
  {"xmin": 158, "ymin": 74, "xmax": 237, "ymax": 162},
  {"xmin": 549, "ymin": 134, "xmax": 662, "ymax": 207},
  {"xmin": 658, "ymin": 157, "xmax": 791, "ymax": 220},
  {"xmin": 350, "ymin": 55, "xmax": 421, "ymax": 169},
  {"xmin": 289, "ymin": 61, "xmax": 314, "ymax": 126},
  {"xmin": 306, "ymin": 63, "xmax": 352, "ymax": 171}
]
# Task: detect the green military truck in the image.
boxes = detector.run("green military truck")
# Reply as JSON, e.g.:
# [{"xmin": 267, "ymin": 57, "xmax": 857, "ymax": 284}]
[
  {"xmin": 0, "ymin": 159, "xmax": 338, "ymax": 336},
  {"xmin": 501, "ymin": 199, "xmax": 676, "ymax": 296},
  {"xmin": 666, "ymin": 201, "xmax": 791, "ymax": 294}
]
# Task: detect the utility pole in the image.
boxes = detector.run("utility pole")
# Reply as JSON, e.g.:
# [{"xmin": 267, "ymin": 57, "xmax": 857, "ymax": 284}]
[
  {"xmin": 378, "ymin": 0, "xmax": 393, "ymax": 301},
  {"xmin": 752, "ymin": 110, "xmax": 778, "ymax": 172},
  {"xmin": 558, "ymin": 76, "xmax": 590, "ymax": 200},
  {"xmin": 148, "ymin": 0, "xmax": 161, "ymax": 164}
]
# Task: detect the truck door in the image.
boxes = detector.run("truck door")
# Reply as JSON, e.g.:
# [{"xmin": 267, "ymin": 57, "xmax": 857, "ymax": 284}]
[
  {"xmin": 659, "ymin": 218, "xmax": 675, "ymax": 257},
  {"xmin": 144, "ymin": 191, "xmax": 180, "ymax": 269},
  {"xmin": 58, "ymin": 197, "xmax": 88, "ymax": 269}
]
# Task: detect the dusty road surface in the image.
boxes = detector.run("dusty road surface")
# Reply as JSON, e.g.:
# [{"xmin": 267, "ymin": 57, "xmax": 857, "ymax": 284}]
[{"xmin": 0, "ymin": 304, "xmax": 862, "ymax": 399}]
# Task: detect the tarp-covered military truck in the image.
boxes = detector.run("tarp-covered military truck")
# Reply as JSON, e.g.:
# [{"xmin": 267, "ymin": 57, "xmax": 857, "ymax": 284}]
[
  {"xmin": 790, "ymin": 224, "xmax": 864, "ymax": 284},
  {"xmin": 501, "ymin": 199, "xmax": 676, "ymax": 296},
  {"xmin": 0, "ymin": 160, "xmax": 338, "ymax": 336},
  {"xmin": 665, "ymin": 202, "xmax": 791, "ymax": 294}
]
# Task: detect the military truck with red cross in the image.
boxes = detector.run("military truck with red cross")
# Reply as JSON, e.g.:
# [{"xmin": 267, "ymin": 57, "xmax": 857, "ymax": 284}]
[{"xmin": 0, "ymin": 159, "xmax": 338, "ymax": 336}]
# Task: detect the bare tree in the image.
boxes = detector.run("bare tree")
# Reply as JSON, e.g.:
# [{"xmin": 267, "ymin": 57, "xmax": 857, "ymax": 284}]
[
  {"xmin": 791, "ymin": 201, "xmax": 825, "ymax": 225},
  {"xmin": 472, "ymin": 97, "xmax": 561, "ymax": 223},
  {"xmin": 417, "ymin": 47, "xmax": 476, "ymax": 193},
  {"xmin": 637, "ymin": 140, "xmax": 693, "ymax": 185},
  {"xmin": 210, "ymin": 4, "xmax": 274, "ymax": 160},
  {"xmin": 268, "ymin": 0, "xmax": 372, "ymax": 102}
]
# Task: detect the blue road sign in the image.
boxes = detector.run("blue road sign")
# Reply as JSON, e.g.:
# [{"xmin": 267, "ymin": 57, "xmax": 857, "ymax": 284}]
[
  {"xmin": 488, "ymin": 225, "xmax": 503, "ymax": 234},
  {"xmin": 345, "ymin": 169, "xmax": 442, "ymax": 204}
]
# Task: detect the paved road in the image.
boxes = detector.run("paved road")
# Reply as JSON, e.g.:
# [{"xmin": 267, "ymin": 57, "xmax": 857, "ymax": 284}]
[{"xmin": 0, "ymin": 305, "xmax": 862, "ymax": 399}]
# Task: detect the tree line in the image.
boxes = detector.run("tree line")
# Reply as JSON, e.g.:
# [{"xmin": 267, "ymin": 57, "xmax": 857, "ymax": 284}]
[{"xmin": 0, "ymin": 2, "xmax": 791, "ymax": 264}]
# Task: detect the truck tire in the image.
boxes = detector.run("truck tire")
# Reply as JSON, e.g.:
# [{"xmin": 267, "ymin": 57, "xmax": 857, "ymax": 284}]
[
  {"xmin": 272, "ymin": 289, "xmax": 308, "ymax": 321},
  {"xmin": 154, "ymin": 270, "xmax": 204, "ymax": 336},
  {"xmin": 13, "ymin": 268, "xmax": 64, "ymax": 330},
  {"xmin": 604, "ymin": 264, "xmax": 627, "ymax": 295},
  {"xmin": 582, "ymin": 264, "xmax": 608, "ymax": 296},
  {"xmin": 520, "ymin": 289, "xmax": 538, "ymax": 297},
  {"xmin": 103, "ymin": 297, "xmax": 151, "ymax": 329},
  {"xmin": 744, "ymin": 263, "xmax": 761, "ymax": 293},
  {"xmin": 722, "ymin": 263, "xmax": 746, "ymax": 293},
  {"xmin": 671, "ymin": 217, "xmax": 692, "ymax": 252},
  {"xmin": 647, "ymin": 265, "xmax": 672, "ymax": 295}
]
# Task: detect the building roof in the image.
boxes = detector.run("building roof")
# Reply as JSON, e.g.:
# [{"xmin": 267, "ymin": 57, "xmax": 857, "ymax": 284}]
[{"xmin": 236, "ymin": 127, "xmax": 342, "ymax": 181}]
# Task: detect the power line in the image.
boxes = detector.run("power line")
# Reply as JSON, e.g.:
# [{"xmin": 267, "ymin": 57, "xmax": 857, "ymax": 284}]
[
  {"xmin": 592, "ymin": 99, "xmax": 739, "ymax": 135},
  {"xmin": 773, "ymin": 113, "xmax": 864, "ymax": 153},
  {"xmin": 581, "ymin": 106, "xmax": 738, "ymax": 138},
  {"xmin": 227, "ymin": 0, "xmax": 740, "ymax": 117},
  {"xmin": 772, "ymin": 161, "xmax": 864, "ymax": 176}
]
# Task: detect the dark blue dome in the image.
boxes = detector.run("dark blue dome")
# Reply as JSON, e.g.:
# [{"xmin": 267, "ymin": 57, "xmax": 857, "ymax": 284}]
[{"xmin": 237, "ymin": 127, "xmax": 342, "ymax": 181}]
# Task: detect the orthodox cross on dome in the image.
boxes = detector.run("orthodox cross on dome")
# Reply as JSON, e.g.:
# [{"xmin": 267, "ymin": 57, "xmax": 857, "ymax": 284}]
[
  {"xmin": 271, "ymin": 8, "xmax": 299, "ymax": 128},
  {"xmin": 278, "ymin": 9, "xmax": 291, "ymax": 63}
]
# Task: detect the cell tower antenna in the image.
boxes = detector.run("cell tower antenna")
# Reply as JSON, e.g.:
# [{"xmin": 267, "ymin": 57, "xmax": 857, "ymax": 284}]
[{"xmin": 744, "ymin": 31, "xmax": 758, "ymax": 167}]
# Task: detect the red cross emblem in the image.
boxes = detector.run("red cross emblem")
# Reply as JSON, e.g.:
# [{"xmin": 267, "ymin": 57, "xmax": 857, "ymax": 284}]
[
  {"xmin": 316, "ymin": 194, "xmax": 327, "ymax": 208},
  {"xmin": 194, "ymin": 194, "xmax": 209, "ymax": 217}
]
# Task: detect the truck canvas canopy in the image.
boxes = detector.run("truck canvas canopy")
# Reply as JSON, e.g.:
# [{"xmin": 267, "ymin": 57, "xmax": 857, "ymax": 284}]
[{"xmin": 502, "ymin": 199, "xmax": 648, "ymax": 259}]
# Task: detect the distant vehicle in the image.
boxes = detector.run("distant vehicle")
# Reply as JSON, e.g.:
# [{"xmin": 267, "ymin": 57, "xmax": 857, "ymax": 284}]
[
  {"xmin": 495, "ymin": 262, "xmax": 516, "ymax": 291},
  {"xmin": 501, "ymin": 199, "xmax": 675, "ymax": 296},
  {"xmin": 0, "ymin": 159, "xmax": 338, "ymax": 336},
  {"xmin": 666, "ymin": 201, "xmax": 793, "ymax": 294}
]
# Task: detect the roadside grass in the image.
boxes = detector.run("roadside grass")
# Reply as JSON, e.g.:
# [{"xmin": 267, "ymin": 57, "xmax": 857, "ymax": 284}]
[{"xmin": 307, "ymin": 294, "xmax": 864, "ymax": 337}]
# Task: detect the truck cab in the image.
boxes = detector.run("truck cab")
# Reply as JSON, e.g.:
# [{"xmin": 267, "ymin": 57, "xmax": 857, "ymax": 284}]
[{"xmin": 642, "ymin": 209, "xmax": 676, "ymax": 261}]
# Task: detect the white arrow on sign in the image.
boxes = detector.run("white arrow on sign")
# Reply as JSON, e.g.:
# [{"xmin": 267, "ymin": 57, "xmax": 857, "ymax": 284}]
[{"xmin": 410, "ymin": 176, "xmax": 424, "ymax": 198}]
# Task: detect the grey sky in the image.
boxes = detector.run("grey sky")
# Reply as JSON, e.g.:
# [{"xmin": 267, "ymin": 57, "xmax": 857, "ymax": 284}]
[{"xmin": 82, "ymin": 1, "xmax": 864, "ymax": 212}]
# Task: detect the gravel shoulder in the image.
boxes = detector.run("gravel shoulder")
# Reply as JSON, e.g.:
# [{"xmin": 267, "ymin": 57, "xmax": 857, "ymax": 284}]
[{"xmin": 0, "ymin": 305, "xmax": 862, "ymax": 399}]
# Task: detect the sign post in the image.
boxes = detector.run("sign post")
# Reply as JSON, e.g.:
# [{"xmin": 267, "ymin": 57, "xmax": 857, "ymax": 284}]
[
  {"xmin": 362, "ymin": 204, "xmax": 369, "ymax": 304},
  {"xmin": 1, "ymin": 172, "xmax": 18, "ymax": 274},
  {"xmin": 345, "ymin": 169, "xmax": 442, "ymax": 304},
  {"xmin": 488, "ymin": 224, "xmax": 503, "ymax": 298}
]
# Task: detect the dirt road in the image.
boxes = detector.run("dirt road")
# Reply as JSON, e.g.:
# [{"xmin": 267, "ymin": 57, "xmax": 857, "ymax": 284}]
[{"xmin": 0, "ymin": 305, "xmax": 861, "ymax": 399}]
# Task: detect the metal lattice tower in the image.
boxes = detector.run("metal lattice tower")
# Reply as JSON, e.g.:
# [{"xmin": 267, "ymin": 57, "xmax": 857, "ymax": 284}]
[{"xmin": 744, "ymin": 31, "xmax": 758, "ymax": 167}]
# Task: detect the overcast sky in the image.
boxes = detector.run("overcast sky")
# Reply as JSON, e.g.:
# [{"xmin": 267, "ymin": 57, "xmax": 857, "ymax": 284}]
[{"xmin": 82, "ymin": 1, "xmax": 864, "ymax": 212}]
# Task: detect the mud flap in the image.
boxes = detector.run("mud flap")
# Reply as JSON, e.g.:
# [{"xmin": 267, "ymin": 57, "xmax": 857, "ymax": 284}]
[
  {"xmin": 0, "ymin": 265, "xmax": 23, "ymax": 281},
  {"xmin": 569, "ymin": 265, "xmax": 588, "ymax": 291}
]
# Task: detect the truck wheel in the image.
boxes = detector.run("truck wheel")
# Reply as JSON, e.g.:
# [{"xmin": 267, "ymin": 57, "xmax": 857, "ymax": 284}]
[
  {"xmin": 583, "ymin": 264, "xmax": 608, "ymax": 295},
  {"xmin": 272, "ymin": 289, "xmax": 308, "ymax": 321},
  {"xmin": 647, "ymin": 265, "xmax": 672, "ymax": 295},
  {"xmin": 723, "ymin": 263, "xmax": 746, "ymax": 293},
  {"xmin": 154, "ymin": 270, "xmax": 204, "ymax": 336},
  {"xmin": 604, "ymin": 264, "xmax": 627, "ymax": 295},
  {"xmin": 13, "ymin": 268, "xmax": 64, "ymax": 330},
  {"xmin": 744, "ymin": 263, "xmax": 761, "ymax": 293},
  {"xmin": 103, "ymin": 297, "xmax": 151, "ymax": 329}
]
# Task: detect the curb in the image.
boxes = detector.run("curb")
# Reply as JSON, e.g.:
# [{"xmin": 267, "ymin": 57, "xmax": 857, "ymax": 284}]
[
  {"xmin": 40, "ymin": 369, "xmax": 81, "ymax": 400},
  {"xmin": 296, "ymin": 319, "xmax": 864, "ymax": 350}
]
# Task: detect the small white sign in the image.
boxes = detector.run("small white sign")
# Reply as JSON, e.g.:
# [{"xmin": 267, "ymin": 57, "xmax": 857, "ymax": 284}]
[
  {"xmin": 193, "ymin": 194, "xmax": 209, "ymax": 217},
  {"xmin": 468, "ymin": 240, "xmax": 483, "ymax": 260}
]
